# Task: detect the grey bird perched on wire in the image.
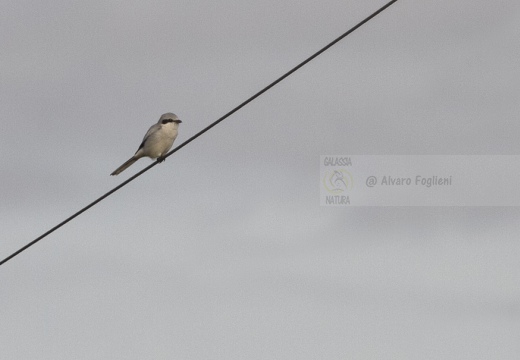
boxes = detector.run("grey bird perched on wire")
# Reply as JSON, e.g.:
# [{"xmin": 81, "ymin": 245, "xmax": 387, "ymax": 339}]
[{"xmin": 110, "ymin": 113, "xmax": 182, "ymax": 176}]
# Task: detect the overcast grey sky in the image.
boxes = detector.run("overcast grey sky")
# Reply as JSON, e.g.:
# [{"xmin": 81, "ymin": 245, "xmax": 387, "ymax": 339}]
[{"xmin": 1, "ymin": 0, "xmax": 520, "ymax": 358}]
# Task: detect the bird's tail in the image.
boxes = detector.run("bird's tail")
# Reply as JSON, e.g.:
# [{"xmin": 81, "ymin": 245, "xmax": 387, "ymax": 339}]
[{"xmin": 110, "ymin": 156, "xmax": 139, "ymax": 176}]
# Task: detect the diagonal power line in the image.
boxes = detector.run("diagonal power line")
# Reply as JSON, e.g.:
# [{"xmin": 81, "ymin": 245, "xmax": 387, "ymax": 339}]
[{"xmin": 0, "ymin": 0, "xmax": 399, "ymax": 267}]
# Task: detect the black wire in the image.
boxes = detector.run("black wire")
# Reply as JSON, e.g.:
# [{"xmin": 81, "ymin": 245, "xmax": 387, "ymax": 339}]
[{"xmin": 0, "ymin": 0, "xmax": 399, "ymax": 267}]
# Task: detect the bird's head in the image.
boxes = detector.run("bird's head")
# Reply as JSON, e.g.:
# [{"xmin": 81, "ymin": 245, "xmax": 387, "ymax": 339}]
[{"xmin": 159, "ymin": 113, "xmax": 182, "ymax": 125}]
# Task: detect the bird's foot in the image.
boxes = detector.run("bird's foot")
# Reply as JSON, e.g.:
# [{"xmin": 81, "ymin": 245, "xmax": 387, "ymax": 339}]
[{"xmin": 157, "ymin": 156, "xmax": 166, "ymax": 163}]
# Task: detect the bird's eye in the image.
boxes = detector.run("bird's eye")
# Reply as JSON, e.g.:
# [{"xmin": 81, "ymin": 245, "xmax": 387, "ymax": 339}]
[{"xmin": 161, "ymin": 119, "xmax": 171, "ymax": 124}]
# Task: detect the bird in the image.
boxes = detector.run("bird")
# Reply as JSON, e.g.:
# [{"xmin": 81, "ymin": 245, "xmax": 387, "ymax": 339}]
[{"xmin": 110, "ymin": 113, "xmax": 182, "ymax": 176}]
